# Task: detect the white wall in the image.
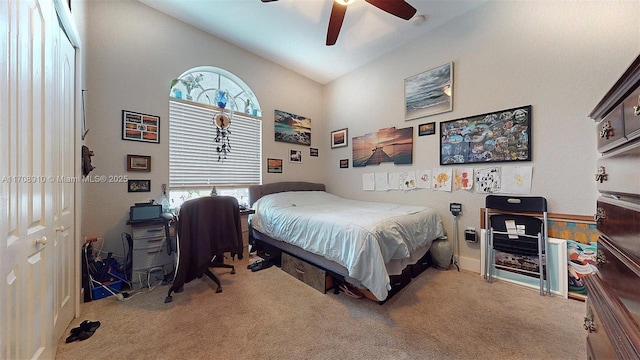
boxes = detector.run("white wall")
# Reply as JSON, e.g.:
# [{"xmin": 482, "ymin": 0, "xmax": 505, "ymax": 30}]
[
  {"xmin": 322, "ymin": 1, "xmax": 640, "ymax": 271},
  {"xmin": 82, "ymin": 0, "xmax": 325, "ymax": 253}
]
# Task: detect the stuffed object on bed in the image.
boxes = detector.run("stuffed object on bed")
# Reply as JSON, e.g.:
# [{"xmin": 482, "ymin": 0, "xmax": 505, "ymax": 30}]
[{"xmin": 251, "ymin": 191, "xmax": 445, "ymax": 300}]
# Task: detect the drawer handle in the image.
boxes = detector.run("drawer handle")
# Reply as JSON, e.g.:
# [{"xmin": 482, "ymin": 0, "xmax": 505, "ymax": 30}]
[
  {"xmin": 147, "ymin": 249, "xmax": 162, "ymax": 254},
  {"xmin": 599, "ymin": 120, "xmax": 613, "ymax": 139},
  {"xmin": 295, "ymin": 267, "xmax": 305, "ymax": 274},
  {"xmin": 594, "ymin": 208, "xmax": 605, "ymax": 223},
  {"xmin": 594, "ymin": 166, "xmax": 608, "ymax": 183},
  {"xmin": 583, "ymin": 315, "xmax": 595, "ymax": 333},
  {"xmin": 596, "ymin": 251, "xmax": 606, "ymax": 267},
  {"xmin": 146, "ymin": 239, "xmax": 163, "ymax": 243}
]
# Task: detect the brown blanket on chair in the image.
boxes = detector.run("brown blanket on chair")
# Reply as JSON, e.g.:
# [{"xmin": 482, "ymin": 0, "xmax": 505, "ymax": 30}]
[{"xmin": 169, "ymin": 196, "xmax": 243, "ymax": 294}]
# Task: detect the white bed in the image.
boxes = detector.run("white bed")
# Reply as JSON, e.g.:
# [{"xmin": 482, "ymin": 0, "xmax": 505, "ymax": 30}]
[{"xmin": 250, "ymin": 190, "xmax": 445, "ymax": 300}]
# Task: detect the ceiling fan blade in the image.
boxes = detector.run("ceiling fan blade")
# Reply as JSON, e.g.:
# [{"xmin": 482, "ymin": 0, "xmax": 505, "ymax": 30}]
[
  {"xmin": 365, "ymin": 0, "xmax": 417, "ymax": 20},
  {"xmin": 326, "ymin": 1, "xmax": 348, "ymax": 46},
  {"xmin": 261, "ymin": 0, "xmax": 278, "ymax": 2}
]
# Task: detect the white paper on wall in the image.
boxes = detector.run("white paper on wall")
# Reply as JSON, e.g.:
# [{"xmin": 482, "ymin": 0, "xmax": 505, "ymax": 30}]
[
  {"xmin": 399, "ymin": 171, "xmax": 417, "ymax": 191},
  {"xmin": 362, "ymin": 173, "xmax": 375, "ymax": 191},
  {"xmin": 500, "ymin": 166, "xmax": 532, "ymax": 194},
  {"xmin": 475, "ymin": 167, "xmax": 501, "ymax": 193},
  {"xmin": 454, "ymin": 168, "xmax": 474, "ymax": 191},
  {"xmin": 432, "ymin": 168, "xmax": 453, "ymax": 192},
  {"xmin": 375, "ymin": 172, "xmax": 390, "ymax": 191},
  {"xmin": 416, "ymin": 169, "xmax": 432, "ymax": 189},
  {"xmin": 389, "ymin": 173, "xmax": 401, "ymax": 190}
]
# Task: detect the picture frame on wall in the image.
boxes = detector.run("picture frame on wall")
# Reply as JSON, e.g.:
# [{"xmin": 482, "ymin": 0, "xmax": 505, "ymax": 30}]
[
  {"xmin": 274, "ymin": 109, "xmax": 311, "ymax": 146},
  {"xmin": 127, "ymin": 179, "xmax": 151, "ymax": 192},
  {"xmin": 405, "ymin": 62, "xmax": 453, "ymax": 120},
  {"xmin": 340, "ymin": 159, "xmax": 349, "ymax": 168},
  {"xmin": 122, "ymin": 110, "xmax": 160, "ymax": 143},
  {"xmin": 310, "ymin": 148, "xmax": 319, "ymax": 157},
  {"xmin": 418, "ymin": 122, "xmax": 436, "ymax": 136},
  {"xmin": 267, "ymin": 158, "xmax": 283, "ymax": 173},
  {"xmin": 126, "ymin": 154, "xmax": 151, "ymax": 171},
  {"xmin": 289, "ymin": 149, "xmax": 302, "ymax": 163},
  {"xmin": 331, "ymin": 128, "xmax": 348, "ymax": 149},
  {"xmin": 440, "ymin": 105, "xmax": 532, "ymax": 165}
]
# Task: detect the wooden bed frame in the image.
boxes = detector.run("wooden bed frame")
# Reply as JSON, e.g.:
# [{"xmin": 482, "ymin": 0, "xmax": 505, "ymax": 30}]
[{"xmin": 248, "ymin": 182, "xmax": 433, "ymax": 304}]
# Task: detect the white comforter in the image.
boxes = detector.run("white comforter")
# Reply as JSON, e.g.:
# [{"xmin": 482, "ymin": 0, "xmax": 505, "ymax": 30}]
[{"xmin": 251, "ymin": 191, "xmax": 445, "ymax": 300}]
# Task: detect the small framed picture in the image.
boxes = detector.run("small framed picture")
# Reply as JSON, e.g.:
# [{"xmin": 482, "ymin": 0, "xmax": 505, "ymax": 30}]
[
  {"xmin": 289, "ymin": 149, "xmax": 302, "ymax": 163},
  {"xmin": 128, "ymin": 180, "xmax": 151, "ymax": 192},
  {"xmin": 340, "ymin": 159, "xmax": 349, "ymax": 168},
  {"xmin": 126, "ymin": 154, "xmax": 151, "ymax": 171},
  {"xmin": 418, "ymin": 122, "xmax": 436, "ymax": 136},
  {"xmin": 310, "ymin": 148, "xmax": 319, "ymax": 157},
  {"xmin": 331, "ymin": 128, "xmax": 348, "ymax": 149},
  {"xmin": 122, "ymin": 110, "xmax": 160, "ymax": 143},
  {"xmin": 267, "ymin": 158, "xmax": 283, "ymax": 173}
]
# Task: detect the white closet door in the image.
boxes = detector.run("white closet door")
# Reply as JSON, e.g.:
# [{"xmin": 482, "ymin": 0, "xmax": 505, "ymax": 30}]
[{"xmin": 0, "ymin": 0, "xmax": 75, "ymax": 358}]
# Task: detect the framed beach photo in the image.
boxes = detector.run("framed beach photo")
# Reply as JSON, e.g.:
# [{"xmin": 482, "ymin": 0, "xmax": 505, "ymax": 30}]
[
  {"xmin": 310, "ymin": 148, "xmax": 319, "ymax": 157},
  {"xmin": 418, "ymin": 122, "xmax": 436, "ymax": 136},
  {"xmin": 339, "ymin": 159, "xmax": 349, "ymax": 168},
  {"xmin": 274, "ymin": 109, "xmax": 311, "ymax": 146},
  {"xmin": 331, "ymin": 128, "xmax": 348, "ymax": 149},
  {"xmin": 267, "ymin": 158, "xmax": 283, "ymax": 173},
  {"xmin": 405, "ymin": 62, "xmax": 453, "ymax": 120}
]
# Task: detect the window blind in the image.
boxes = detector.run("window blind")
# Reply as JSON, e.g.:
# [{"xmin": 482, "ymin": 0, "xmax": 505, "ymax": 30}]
[{"xmin": 169, "ymin": 100, "xmax": 262, "ymax": 189}]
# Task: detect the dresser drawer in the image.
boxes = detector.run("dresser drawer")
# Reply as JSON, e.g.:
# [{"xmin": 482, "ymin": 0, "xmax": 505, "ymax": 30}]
[
  {"xmin": 596, "ymin": 197, "xmax": 640, "ymax": 261},
  {"xmin": 132, "ymin": 246, "xmax": 173, "ymax": 271},
  {"xmin": 132, "ymin": 225, "xmax": 166, "ymax": 240},
  {"xmin": 596, "ymin": 140, "xmax": 640, "ymax": 196},
  {"xmin": 623, "ymin": 87, "xmax": 640, "ymax": 141},
  {"xmin": 281, "ymin": 252, "xmax": 333, "ymax": 293},
  {"xmin": 595, "ymin": 236, "xmax": 640, "ymax": 327},
  {"xmin": 597, "ymin": 106, "xmax": 626, "ymax": 153},
  {"xmin": 585, "ymin": 299, "xmax": 618, "ymax": 360}
]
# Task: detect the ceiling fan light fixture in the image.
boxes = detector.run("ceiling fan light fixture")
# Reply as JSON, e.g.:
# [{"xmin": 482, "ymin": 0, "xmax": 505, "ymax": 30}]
[{"xmin": 335, "ymin": 0, "xmax": 356, "ymax": 6}]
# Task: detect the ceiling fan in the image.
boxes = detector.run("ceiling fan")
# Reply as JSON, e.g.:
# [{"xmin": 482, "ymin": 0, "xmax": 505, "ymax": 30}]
[{"xmin": 261, "ymin": 0, "xmax": 417, "ymax": 46}]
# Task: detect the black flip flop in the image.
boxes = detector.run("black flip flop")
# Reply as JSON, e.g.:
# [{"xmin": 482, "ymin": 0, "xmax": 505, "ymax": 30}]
[
  {"xmin": 251, "ymin": 260, "xmax": 273, "ymax": 272},
  {"xmin": 246, "ymin": 259, "xmax": 264, "ymax": 269},
  {"xmin": 65, "ymin": 320, "xmax": 101, "ymax": 343}
]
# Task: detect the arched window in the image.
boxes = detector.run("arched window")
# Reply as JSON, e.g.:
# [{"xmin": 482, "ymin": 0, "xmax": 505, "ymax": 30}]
[{"xmin": 168, "ymin": 66, "xmax": 262, "ymax": 208}]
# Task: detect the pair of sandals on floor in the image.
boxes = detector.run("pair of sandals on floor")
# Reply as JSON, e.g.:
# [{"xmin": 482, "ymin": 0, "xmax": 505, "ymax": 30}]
[
  {"xmin": 247, "ymin": 259, "xmax": 274, "ymax": 272},
  {"xmin": 65, "ymin": 320, "xmax": 101, "ymax": 343}
]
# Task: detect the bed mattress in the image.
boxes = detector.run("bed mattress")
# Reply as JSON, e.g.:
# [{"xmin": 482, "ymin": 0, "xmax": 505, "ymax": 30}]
[{"xmin": 251, "ymin": 191, "xmax": 445, "ymax": 300}]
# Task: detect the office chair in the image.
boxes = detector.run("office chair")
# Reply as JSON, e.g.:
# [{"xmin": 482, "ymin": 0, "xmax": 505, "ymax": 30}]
[
  {"xmin": 165, "ymin": 196, "xmax": 243, "ymax": 303},
  {"xmin": 484, "ymin": 195, "xmax": 549, "ymax": 296}
]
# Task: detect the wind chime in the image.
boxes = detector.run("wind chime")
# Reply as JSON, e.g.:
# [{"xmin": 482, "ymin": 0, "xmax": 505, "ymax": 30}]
[{"xmin": 213, "ymin": 90, "xmax": 232, "ymax": 161}]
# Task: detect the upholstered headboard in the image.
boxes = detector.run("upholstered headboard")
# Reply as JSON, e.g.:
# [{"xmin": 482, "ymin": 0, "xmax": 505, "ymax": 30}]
[{"xmin": 248, "ymin": 182, "xmax": 325, "ymax": 206}]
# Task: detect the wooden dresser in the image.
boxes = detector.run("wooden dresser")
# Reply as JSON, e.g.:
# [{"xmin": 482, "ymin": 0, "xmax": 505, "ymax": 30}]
[{"xmin": 585, "ymin": 54, "xmax": 640, "ymax": 359}]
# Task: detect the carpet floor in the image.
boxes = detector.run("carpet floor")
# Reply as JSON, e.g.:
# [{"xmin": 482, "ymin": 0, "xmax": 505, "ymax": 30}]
[{"xmin": 56, "ymin": 255, "xmax": 587, "ymax": 360}]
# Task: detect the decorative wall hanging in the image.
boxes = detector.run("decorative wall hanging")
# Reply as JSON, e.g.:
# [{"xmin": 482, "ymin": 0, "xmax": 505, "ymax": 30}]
[
  {"xmin": 440, "ymin": 105, "xmax": 532, "ymax": 165},
  {"xmin": 128, "ymin": 179, "xmax": 151, "ymax": 192},
  {"xmin": 267, "ymin": 158, "xmax": 283, "ymax": 173},
  {"xmin": 405, "ymin": 62, "xmax": 453, "ymax": 120},
  {"xmin": 274, "ymin": 109, "xmax": 311, "ymax": 146},
  {"xmin": 418, "ymin": 122, "xmax": 435, "ymax": 136},
  {"xmin": 352, "ymin": 126, "xmax": 413, "ymax": 167},
  {"xmin": 126, "ymin": 155, "xmax": 151, "ymax": 172},
  {"xmin": 340, "ymin": 159, "xmax": 349, "ymax": 168},
  {"xmin": 310, "ymin": 148, "xmax": 319, "ymax": 157},
  {"xmin": 289, "ymin": 149, "xmax": 302, "ymax": 163},
  {"xmin": 81, "ymin": 145, "xmax": 95, "ymax": 177},
  {"xmin": 213, "ymin": 90, "xmax": 232, "ymax": 161},
  {"xmin": 122, "ymin": 110, "xmax": 160, "ymax": 143},
  {"xmin": 330, "ymin": 128, "xmax": 348, "ymax": 148}
]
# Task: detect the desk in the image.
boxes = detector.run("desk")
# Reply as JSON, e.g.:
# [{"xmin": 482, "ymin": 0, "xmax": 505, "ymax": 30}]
[
  {"xmin": 240, "ymin": 208, "xmax": 255, "ymax": 252},
  {"xmin": 127, "ymin": 219, "xmax": 175, "ymax": 288}
]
